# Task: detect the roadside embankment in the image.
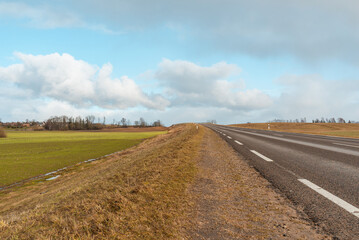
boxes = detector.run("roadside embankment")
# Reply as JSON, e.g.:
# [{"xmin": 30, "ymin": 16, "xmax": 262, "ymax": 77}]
[
  {"xmin": 0, "ymin": 124, "xmax": 202, "ymax": 239},
  {"xmin": 0, "ymin": 124, "xmax": 330, "ymax": 239}
]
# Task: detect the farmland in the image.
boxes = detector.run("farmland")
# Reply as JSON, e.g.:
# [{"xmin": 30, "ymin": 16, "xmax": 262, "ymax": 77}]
[{"xmin": 0, "ymin": 130, "xmax": 166, "ymax": 187}]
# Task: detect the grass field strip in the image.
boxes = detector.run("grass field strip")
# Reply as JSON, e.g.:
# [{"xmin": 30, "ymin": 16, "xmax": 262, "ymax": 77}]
[
  {"xmin": 0, "ymin": 149, "xmax": 124, "ymax": 191},
  {"xmin": 298, "ymin": 179, "xmax": 359, "ymax": 218}
]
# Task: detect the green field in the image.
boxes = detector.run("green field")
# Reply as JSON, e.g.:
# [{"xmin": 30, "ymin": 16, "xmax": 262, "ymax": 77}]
[{"xmin": 0, "ymin": 130, "xmax": 166, "ymax": 187}]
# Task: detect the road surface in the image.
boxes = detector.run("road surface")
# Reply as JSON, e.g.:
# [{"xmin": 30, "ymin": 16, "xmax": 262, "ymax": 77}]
[{"xmin": 204, "ymin": 124, "xmax": 359, "ymax": 239}]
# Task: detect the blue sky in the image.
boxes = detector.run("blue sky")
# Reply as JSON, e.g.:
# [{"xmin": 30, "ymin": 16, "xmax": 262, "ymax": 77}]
[{"xmin": 1, "ymin": 0, "xmax": 359, "ymax": 125}]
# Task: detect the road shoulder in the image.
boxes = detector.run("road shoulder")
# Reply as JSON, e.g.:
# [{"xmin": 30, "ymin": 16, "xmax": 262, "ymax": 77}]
[{"xmin": 184, "ymin": 126, "xmax": 330, "ymax": 239}]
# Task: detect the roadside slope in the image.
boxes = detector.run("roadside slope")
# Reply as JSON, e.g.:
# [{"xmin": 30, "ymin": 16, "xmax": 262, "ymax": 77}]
[{"xmin": 0, "ymin": 124, "xmax": 203, "ymax": 239}]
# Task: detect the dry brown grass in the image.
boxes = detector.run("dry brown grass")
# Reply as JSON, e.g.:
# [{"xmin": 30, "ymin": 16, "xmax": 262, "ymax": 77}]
[
  {"xmin": 230, "ymin": 122, "xmax": 359, "ymax": 138},
  {"xmin": 0, "ymin": 124, "xmax": 203, "ymax": 239},
  {"xmin": 0, "ymin": 128, "xmax": 6, "ymax": 138},
  {"xmin": 81, "ymin": 126, "xmax": 168, "ymax": 132}
]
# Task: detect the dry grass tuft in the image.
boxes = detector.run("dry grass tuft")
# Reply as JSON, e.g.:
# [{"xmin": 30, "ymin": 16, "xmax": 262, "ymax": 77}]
[
  {"xmin": 0, "ymin": 124, "xmax": 204, "ymax": 239},
  {"xmin": 0, "ymin": 128, "xmax": 6, "ymax": 138}
]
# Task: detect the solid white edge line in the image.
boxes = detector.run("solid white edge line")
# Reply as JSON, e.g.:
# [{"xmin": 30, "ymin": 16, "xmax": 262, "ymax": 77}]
[
  {"xmin": 333, "ymin": 142, "xmax": 359, "ymax": 149},
  {"xmin": 234, "ymin": 140, "xmax": 243, "ymax": 145},
  {"xmin": 298, "ymin": 179, "xmax": 359, "ymax": 218},
  {"xmin": 250, "ymin": 150, "xmax": 274, "ymax": 162},
  {"xmin": 227, "ymin": 136, "xmax": 232, "ymax": 139}
]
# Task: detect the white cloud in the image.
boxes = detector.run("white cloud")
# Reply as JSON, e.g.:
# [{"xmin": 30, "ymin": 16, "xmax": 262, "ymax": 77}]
[
  {"xmin": 0, "ymin": 52, "xmax": 169, "ymax": 110},
  {"xmin": 269, "ymin": 75, "xmax": 359, "ymax": 121},
  {"xmin": 2, "ymin": 52, "xmax": 359, "ymax": 124},
  {"xmin": 155, "ymin": 59, "xmax": 272, "ymax": 110}
]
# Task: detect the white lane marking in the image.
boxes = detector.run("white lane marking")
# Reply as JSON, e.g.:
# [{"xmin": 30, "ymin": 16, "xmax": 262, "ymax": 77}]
[
  {"xmin": 250, "ymin": 150, "xmax": 274, "ymax": 162},
  {"xmin": 333, "ymin": 142, "xmax": 359, "ymax": 149},
  {"xmin": 235, "ymin": 140, "xmax": 243, "ymax": 145},
  {"xmin": 298, "ymin": 179, "xmax": 359, "ymax": 218},
  {"xmin": 223, "ymin": 133, "xmax": 226, "ymax": 136},
  {"xmin": 227, "ymin": 136, "xmax": 232, "ymax": 139}
]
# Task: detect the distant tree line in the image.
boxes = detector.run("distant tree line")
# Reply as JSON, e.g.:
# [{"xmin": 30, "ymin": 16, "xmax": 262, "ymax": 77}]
[
  {"xmin": 43, "ymin": 115, "xmax": 163, "ymax": 131},
  {"xmin": 269, "ymin": 117, "xmax": 358, "ymax": 124}
]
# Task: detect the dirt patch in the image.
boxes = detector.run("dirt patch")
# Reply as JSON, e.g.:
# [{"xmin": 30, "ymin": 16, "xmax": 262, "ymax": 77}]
[{"xmin": 184, "ymin": 127, "xmax": 331, "ymax": 239}]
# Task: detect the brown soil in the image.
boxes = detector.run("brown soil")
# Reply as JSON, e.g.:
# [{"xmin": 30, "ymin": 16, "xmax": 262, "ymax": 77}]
[{"xmin": 184, "ymin": 127, "xmax": 331, "ymax": 239}]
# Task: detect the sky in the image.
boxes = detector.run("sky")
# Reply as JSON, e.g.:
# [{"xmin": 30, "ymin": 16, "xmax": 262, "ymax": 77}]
[{"xmin": 1, "ymin": 0, "xmax": 359, "ymax": 125}]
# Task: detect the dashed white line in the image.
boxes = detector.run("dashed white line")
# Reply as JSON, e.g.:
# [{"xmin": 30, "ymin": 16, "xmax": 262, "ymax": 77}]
[
  {"xmin": 250, "ymin": 150, "xmax": 274, "ymax": 162},
  {"xmin": 234, "ymin": 140, "xmax": 243, "ymax": 145},
  {"xmin": 227, "ymin": 136, "xmax": 232, "ymax": 139},
  {"xmin": 298, "ymin": 179, "xmax": 359, "ymax": 218}
]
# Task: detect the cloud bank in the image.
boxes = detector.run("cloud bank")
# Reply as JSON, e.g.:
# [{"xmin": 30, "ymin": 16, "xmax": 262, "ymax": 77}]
[
  {"xmin": 65, "ymin": 0, "xmax": 359, "ymax": 63},
  {"xmin": 270, "ymin": 75, "xmax": 359, "ymax": 121},
  {"xmin": 0, "ymin": 52, "xmax": 169, "ymax": 110},
  {"xmin": 156, "ymin": 59, "xmax": 272, "ymax": 110},
  {"xmin": 0, "ymin": 53, "xmax": 275, "ymax": 122},
  {"xmin": 3, "ymin": 1, "xmax": 359, "ymax": 62},
  {"xmin": 1, "ymin": 52, "xmax": 358, "ymax": 124}
]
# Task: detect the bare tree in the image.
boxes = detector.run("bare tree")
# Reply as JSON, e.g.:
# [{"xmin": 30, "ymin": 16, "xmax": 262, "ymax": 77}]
[
  {"xmin": 139, "ymin": 117, "xmax": 147, "ymax": 127},
  {"xmin": 338, "ymin": 117, "xmax": 346, "ymax": 123},
  {"xmin": 120, "ymin": 118, "xmax": 127, "ymax": 127},
  {"xmin": 152, "ymin": 120, "xmax": 162, "ymax": 127},
  {"xmin": 134, "ymin": 120, "xmax": 139, "ymax": 127}
]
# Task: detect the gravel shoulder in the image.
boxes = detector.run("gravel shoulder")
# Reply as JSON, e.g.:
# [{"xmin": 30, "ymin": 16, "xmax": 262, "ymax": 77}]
[{"xmin": 184, "ymin": 126, "xmax": 331, "ymax": 239}]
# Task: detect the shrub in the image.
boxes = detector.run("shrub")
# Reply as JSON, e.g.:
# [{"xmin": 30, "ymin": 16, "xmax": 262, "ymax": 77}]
[{"xmin": 0, "ymin": 128, "xmax": 6, "ymax": 138}]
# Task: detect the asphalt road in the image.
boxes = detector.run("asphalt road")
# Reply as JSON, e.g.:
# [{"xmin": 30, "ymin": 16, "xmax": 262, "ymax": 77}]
[{"xmin": 204, "ymin": 124, "xmax": 359, "ymax": 239}]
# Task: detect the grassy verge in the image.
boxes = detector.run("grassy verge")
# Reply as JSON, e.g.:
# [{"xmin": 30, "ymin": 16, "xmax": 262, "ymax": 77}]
[
  {"xmin": 230, "ymin": 122, "xmax": 359, "ymax": 138},
  {"xmin": 0, "ymin": 124, "xmax": 203, "ymax": 239},
  {"xmin": 0, "ymin": 131, "xmax": 165, "ymax": 186}
]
